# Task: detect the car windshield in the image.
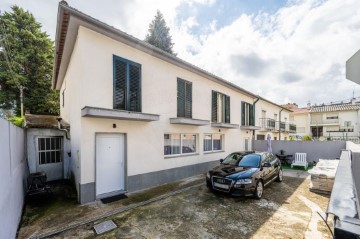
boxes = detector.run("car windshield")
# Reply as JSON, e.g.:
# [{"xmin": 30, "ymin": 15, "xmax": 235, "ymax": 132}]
[
  {"xmin": 238, "ymin": 154, "xmax": 261, "ymax": 168},
  {"xmin": 222, "ymin": 153, "xmax": 244, "ymax": 165}
]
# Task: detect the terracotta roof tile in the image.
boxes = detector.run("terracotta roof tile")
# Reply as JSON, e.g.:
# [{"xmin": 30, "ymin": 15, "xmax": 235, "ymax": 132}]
[{"xmin": 310, "ymin": 103, "xmax": 360, "ymax": 113}]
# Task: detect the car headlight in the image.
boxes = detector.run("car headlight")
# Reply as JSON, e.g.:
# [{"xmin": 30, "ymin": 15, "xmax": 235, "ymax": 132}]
[
  {"xmin": 235, "ymin": 178, "xmax": 252, "ymax": 185},
  {"xmin": 206, "ymin": 172, "xmax": 210, "ymax": 178}
]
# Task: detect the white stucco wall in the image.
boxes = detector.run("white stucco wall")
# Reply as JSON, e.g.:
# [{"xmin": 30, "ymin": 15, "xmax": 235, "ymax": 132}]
[
  {"xmin": 255, "ymin": 100, "xmax": 290, "ymax": 140},
  {"xmin": 292, "ymin": 113, "xmax": 310, "ymax": 136},
  {"xmin": 62, "ymin": 26, "xmax": 294, "ymax": 186},
  {"xmin": 0, "ymin": 119, "xmax": 26, "ymax": 239}
]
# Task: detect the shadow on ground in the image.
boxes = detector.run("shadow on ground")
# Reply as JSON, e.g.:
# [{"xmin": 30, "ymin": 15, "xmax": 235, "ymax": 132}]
[{"xmin": 19, "ymin": 174, "xmax": 332, "ymax": 239}]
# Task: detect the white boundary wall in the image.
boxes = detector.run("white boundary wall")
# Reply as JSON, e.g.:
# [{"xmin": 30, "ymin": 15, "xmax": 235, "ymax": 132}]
[{"xmin": 0, "ymin": 118, "xmax": 26, "ymax": 239}]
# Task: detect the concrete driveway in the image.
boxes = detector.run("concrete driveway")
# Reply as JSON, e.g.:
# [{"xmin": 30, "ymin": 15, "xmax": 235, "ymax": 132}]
[{"xmin": 19, "ymin": 171, "xmax": 332, "ymax": 239}]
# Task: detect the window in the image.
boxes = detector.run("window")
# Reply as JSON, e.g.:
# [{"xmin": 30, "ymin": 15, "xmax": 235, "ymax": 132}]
[
  {"xmin": 113, "ymin": 55, "xmax": 141, "ymax": 112},
  {"xmin": 164, "ymin": 134, "xmax": 197, "ymax": 156},
  {"xmin": 38, "ymin": 137, "xmax": 63, "ymax": 165},
  {"xmin": 212, "ymin": 91, "xmax": 230, "ymax": 123},
  {"xmin": 177, "ymin": 78, "xmax": 192, "ymax": 118},
  {"xmin": 204, "ymin": 134, "xmax": 224, "ymax": 152},
  {"xmin": 241, "ymin": 101, "xmax": 254, "ymax": 126},
  {"xmin": 256, "ymin": 135, "xmax": 265, "ymax": 140},
  {"xmin": 345, "ymin": 121, "xmax": 352, "ymax": 127}
]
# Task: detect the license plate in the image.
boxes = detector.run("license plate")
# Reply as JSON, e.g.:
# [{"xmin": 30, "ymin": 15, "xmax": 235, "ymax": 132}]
[{"xmin": 213, "ymin": 182, "xmax": 229, "ymax": 189}]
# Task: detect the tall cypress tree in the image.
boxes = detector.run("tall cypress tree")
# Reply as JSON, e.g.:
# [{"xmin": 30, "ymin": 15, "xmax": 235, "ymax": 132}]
[
  {"xmin": 0, "ymin": 5, "xmax": 59, "ymax": 115},
  {"xmin": 145, "ymin": 10, "xmax": 176, "ymax": 55}
]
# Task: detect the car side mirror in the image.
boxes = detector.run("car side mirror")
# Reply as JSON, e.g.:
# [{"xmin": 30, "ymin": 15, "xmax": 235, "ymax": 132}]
[
  {"xmin": 220, "ymin": 159, "xmax": 224, "ymax": 163},
  {"xmin": 263, "ymin": 162, "xmax": 271, "ymax": 167}
]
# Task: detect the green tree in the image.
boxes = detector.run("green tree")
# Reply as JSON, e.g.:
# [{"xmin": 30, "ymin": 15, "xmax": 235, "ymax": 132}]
[
  {"xmin": 0, "ymin": 5, "xmax": 59, "ymax": 116},
  {"xmin": 145, "ymin": 10, "xmax": 176, "ymax": 55}
]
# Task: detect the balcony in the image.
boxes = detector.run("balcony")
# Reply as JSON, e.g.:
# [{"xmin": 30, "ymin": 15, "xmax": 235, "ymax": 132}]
[
  {"xmin": 310, "ymin": 118, "xmax": 339, "ymax": 125},
  {"xmin": 284, "ymin": 123, "xmax": 297, "ymax": 133},
  {"xmin": 259, "ymin": 118, "xmax": 276, "ymax": 131},
  {"xmin": 339, "ymin": 126, "xmax": 354, "ymax": 132}
]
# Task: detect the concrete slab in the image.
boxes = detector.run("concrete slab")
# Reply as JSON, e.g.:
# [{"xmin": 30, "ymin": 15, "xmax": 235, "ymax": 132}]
[{"xmin": 93, "ymin": 220, "xmax": 117, "ymax": 234}]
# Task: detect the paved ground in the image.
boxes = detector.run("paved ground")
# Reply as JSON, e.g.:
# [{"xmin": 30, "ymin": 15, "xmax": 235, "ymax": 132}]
[{"xmin": 18, "ymin": 170, "xmax": 332, "ymax": 239}]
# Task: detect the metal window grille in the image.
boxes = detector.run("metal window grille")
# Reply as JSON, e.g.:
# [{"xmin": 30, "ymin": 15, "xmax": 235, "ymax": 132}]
[{"xmin": 38, "ymin": 137, "xmax": 63, "ymax": 165}]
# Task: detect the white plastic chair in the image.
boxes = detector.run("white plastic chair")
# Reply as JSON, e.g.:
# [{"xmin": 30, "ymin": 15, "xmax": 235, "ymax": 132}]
[{"xmin": 291, "ymin": 153, "xmax": 308, "ymax": 170}]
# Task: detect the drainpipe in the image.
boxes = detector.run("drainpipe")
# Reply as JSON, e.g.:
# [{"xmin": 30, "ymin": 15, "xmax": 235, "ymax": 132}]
[
  {"xmin": 56, "ymin": 117, "xmax": 70, "ymax": 139},
  {"xmin": 252, "ymin": 97, "xmax": 260, "ymax": 150},
  {"xmin": 279, "ymin": 108, "xmax": 284, "ymax": 140}
]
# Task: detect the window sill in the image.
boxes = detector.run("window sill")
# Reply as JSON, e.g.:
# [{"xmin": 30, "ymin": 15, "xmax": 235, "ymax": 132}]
[
  {"xmin": 211, "ymin": 122, "xmax": 239, "ymax": 129},
  {"xmin": 204, "ymin": 150, "xmax": 225, "ymax": 154},
  {"xmin": 164, "ymin": 153, "xmax": 199, "ymax": 159},
  {"xmin": 170, "ymin": 117, "xmax": 210, "ymax": 126},
  {"xmin": 81, "ymin": 106, "xmax": 160, "ymax": 122},
  {"xmin": 240, "ymin": 125, "xmax": 261, "ymax": 130}
]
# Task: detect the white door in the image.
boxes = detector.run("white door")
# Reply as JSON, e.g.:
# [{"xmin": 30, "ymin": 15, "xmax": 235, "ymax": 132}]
[
  {"xmin": 244, "ymin": 138, "xmax": 249, "ymax": 151},
  {"xmin": 96, "ymin": 134, "xmax": 125, "ymax": 197}
]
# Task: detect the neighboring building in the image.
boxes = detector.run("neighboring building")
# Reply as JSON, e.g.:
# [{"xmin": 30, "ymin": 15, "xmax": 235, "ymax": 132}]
[
  {"xmin": 53, "ymin": 2, "xmax": 292, "ymax": 203},
  {"xmin": 285, "ymin": 101, "xmax": 360, "ymax": 141}
]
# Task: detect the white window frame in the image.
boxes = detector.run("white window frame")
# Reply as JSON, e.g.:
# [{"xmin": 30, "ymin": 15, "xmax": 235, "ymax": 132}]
[
  {"xmin": 38, "ymin": 137, "xmax": 63, "ymax": 165},
  {"xmin": 204, "ymin": 134, "xmax": 224, "ymax": 153},
  {"xmin": 164, "ymin": 133, "xmax": 198, "ymax": 157}
]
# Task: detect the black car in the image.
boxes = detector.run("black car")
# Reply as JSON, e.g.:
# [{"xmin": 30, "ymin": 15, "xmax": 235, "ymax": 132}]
[{"xmin": 206, "ymin": 151, "xmax": 283, "ymax": 199}]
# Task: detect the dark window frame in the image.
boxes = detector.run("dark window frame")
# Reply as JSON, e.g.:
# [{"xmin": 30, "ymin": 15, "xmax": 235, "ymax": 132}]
[
  {"xmin": 113, "ymin": 55, "xmax": 142, "ymax": 112},
  {"xmin": 211, "ymin": 91, "xmax": 230, "ymax": 123},
  {"xmin": 177, "ymin": 78, "xmax": 192, "ymax": 118},
  {"xmin": 241, "ymin": 101, "xmax": 255, "ymax": 126}
]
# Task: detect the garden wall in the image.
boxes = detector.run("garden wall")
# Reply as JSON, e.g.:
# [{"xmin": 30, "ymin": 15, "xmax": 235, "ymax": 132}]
[
  {"xmin": 253, "ymin": 140, "xmax": 346, "ymax": 163},
  {"xmin": 0, "ymin": 118, "xmax": 27, "ymax": 239}
]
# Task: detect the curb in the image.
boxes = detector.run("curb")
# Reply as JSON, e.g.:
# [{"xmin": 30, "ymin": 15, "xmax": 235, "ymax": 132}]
[{"xmin": 29, "ymin": 182, "xmax": 205, "ymax": 238}]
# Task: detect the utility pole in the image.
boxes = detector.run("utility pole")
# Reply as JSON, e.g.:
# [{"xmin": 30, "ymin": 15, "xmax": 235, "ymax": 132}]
[{"xmin": 19, "ymin": 85, "xmax": 24, "ymax": 117}]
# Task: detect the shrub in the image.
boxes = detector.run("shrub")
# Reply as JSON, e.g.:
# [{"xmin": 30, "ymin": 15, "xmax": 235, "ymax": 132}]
[
  {"xmin": 302, "ymin": 135, "xmax": 313, "ymax": 141},
  {"xmin": 8, "ymin": 116, "xmax": 24, "ymax": 128}
]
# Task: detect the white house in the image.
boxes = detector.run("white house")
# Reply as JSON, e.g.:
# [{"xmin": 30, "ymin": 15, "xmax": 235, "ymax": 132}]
[
  {"xmin": 286, "ymin": 102, "xmax": 360, "ymax": 141},
  {"xmin": 53, "ymin": 2, "xmax": 292, "ymax": 203}
]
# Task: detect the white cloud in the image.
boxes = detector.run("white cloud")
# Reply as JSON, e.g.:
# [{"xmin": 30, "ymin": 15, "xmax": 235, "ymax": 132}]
[
  {"xmin": 173, "ymin": 0, "xmax": 360, "ymax": 106},
  {"xmin": 1, "ymin": 0, "xmax": 360, "ymax": 107}
]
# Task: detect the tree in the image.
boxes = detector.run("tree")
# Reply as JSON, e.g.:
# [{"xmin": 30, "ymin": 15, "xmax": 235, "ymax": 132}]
[
  {"xmin": 145, "ymin": 10, "xmax": 175, "ymax": 55},
  {"xmin": 0, "ymin": 6, "xmax": 59, "ymax": 116}
]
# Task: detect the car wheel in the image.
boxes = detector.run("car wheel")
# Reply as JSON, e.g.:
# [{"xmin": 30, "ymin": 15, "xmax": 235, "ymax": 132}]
[
  {"xmin": 254, "ymin": 181, "xmax": 263, "ymax": 199},
  {"xmin": 276, "ymin": 168, "xmax": 283, "ymax": 182}
]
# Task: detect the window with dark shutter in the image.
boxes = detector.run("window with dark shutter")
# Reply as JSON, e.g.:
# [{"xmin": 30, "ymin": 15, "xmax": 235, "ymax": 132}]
[
  {"xmin": 241, "ymin": 101, "xmax": 255, "ymax": 126},
  {"xmin": 177, "ymin": 78, "xmax": 192, "ymax": 118},
  {"xmin": 225, "ymin": 95, "xmax": 230, "ymax": 123},
  {"xmin": 212, "ymin": 91, "xmax": 230, "ymax": 123},
  {"xmin": 113, "ymin": 55, "xmax": 141, "ymax": 112}
]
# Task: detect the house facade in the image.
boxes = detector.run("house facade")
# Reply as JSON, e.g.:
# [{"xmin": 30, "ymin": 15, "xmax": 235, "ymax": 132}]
[
  {"xmin": 53, "ymin": 2, "xmax": 292, "ymax": 203},
  {"xmin": 286, "ymin": 102, "xmax": 360, "ymax": 141}
]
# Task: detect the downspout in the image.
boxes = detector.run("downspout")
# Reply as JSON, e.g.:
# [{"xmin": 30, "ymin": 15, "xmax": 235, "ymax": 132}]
[
  {"xmin": 56, "ymin": 117, "xmax": 70, "ymax": 140},
  {"xmin": 279, "ymin": 108, "xmax": 284, "ymax": 140},
  {"xmin": 252, "ymin": 97, "xmax": 260, "ymax": 150}
]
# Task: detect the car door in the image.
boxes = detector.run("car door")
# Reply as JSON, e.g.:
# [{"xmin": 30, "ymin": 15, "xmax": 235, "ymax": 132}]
[
  {"xmin": 261, "ymin": 153, "xmax": 272, "ymax": 183},
  {"xmin": 268, "ymin": 153, "xmax": 278, "ymax": 180}
]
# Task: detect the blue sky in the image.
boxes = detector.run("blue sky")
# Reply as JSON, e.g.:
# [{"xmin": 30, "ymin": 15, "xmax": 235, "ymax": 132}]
[
  {"xmin": 176, "ymin": 0, "xmax": 288, "ymax": 34},
  {"xmin": 1, "ymin": 0, "xmax": 360, "ymax": 107}
]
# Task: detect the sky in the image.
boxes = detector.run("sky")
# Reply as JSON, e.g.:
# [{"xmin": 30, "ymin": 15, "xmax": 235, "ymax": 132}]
[{"xmin": 1, "ymin": 0, "xmax": 360, "ymax": 107}]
